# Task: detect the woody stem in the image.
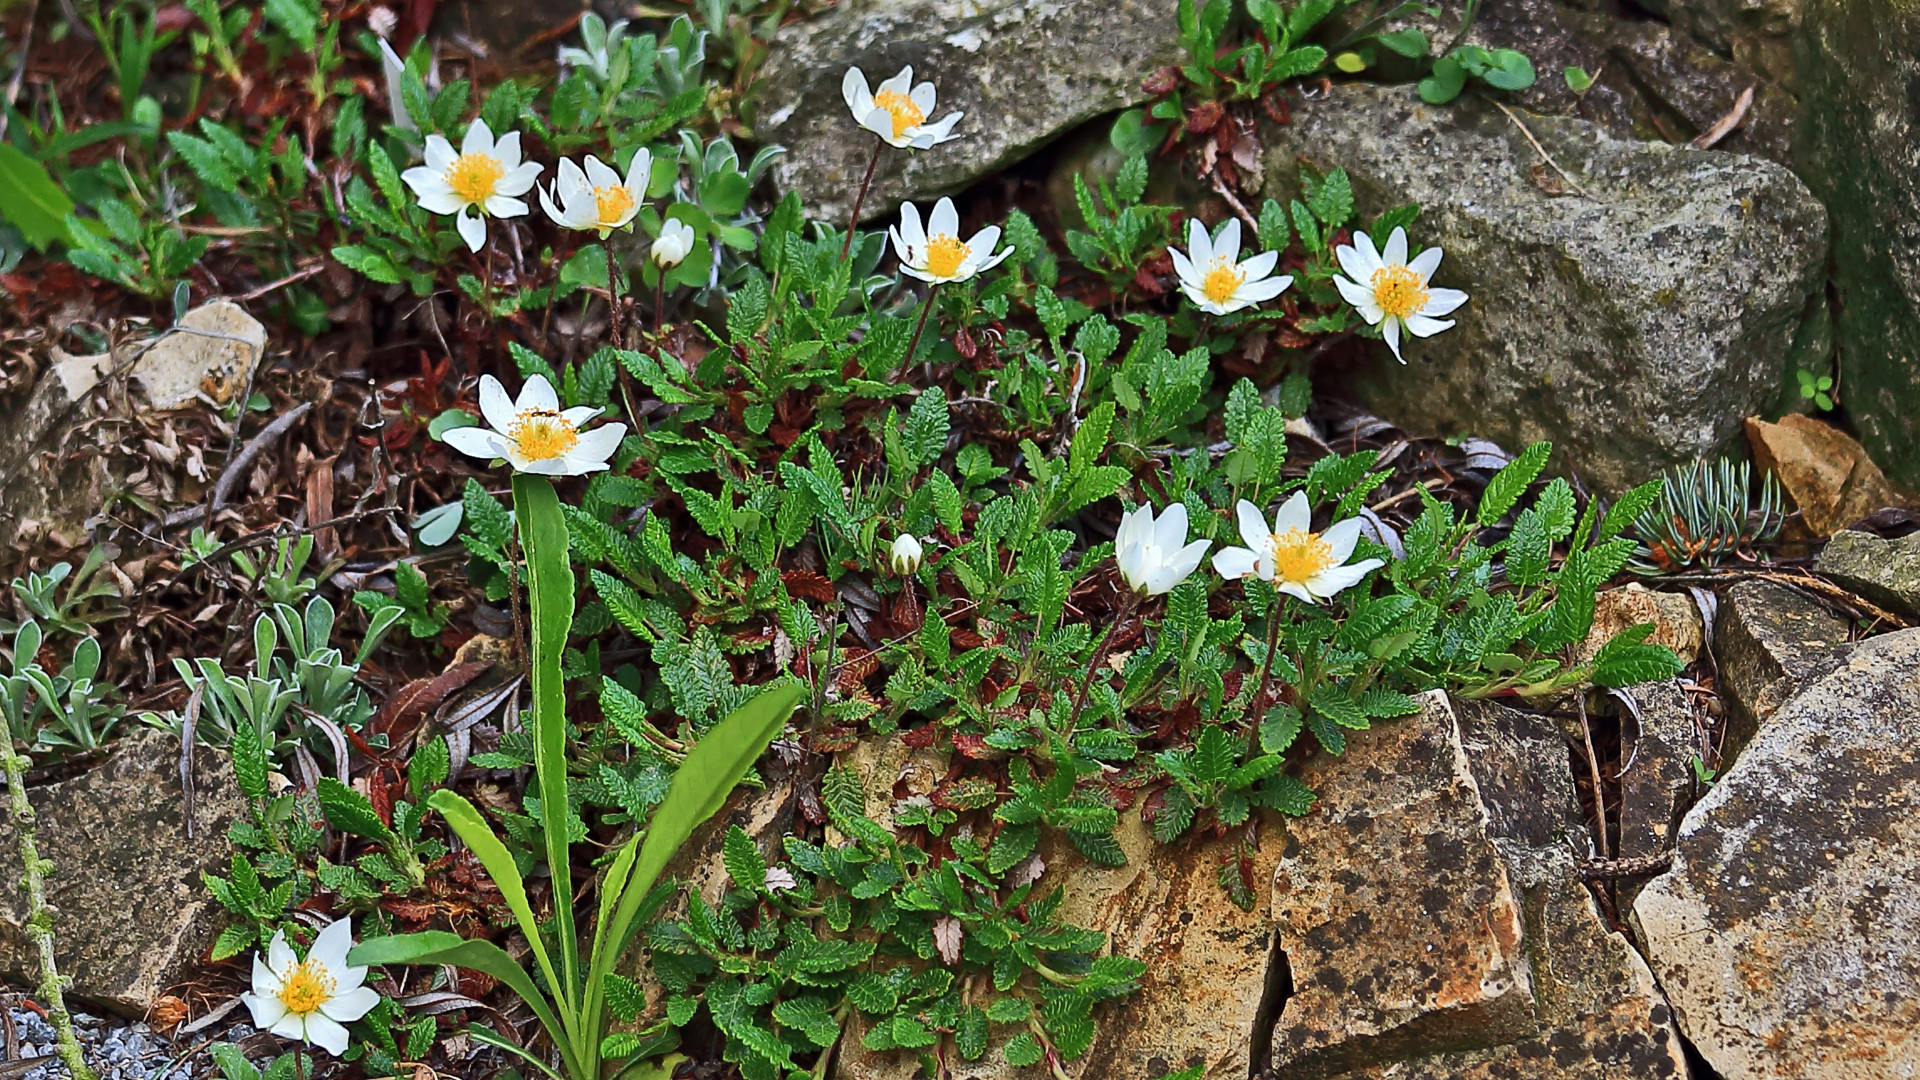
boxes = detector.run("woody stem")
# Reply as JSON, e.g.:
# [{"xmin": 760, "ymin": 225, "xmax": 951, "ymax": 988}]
[
  {"xmin": 606, "ymin": 241, "xmax": 623, "ymax": 349},
  {"xmin": 898, "ymin": 282, "xmax": 941, "ymax": 381},
  {"xmin": 840, "ymin": 135, "xmax": 884, "ymax": 262},
  {"xmin": 1068, "ymin": 589, "xmax": 1140, "ymax": 737}
]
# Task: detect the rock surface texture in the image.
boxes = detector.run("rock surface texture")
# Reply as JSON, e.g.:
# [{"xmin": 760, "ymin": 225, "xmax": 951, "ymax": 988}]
[
  {"xmin": 1814, "ymin": 529, "xmax": 1920, "ymax": 621},
  {"xmin": 1259, "ymin": 81, "xmax": 1827, "ymax": 492},
  {"xmin": 0, "ymin": 729, "xmax": 244, "ymax": 1015},
  {"xmin": 1793, "ymin": 0, "xmax": 1920, "ymax": 488},
  {"xmin": 754, "ymin": 0, "xmax": 1182, "ymax": 224},
  {"xmin": 1711, "ymin": 578, "xmax": 1850, "ymax": 761},
  {"xmin": 1633, "ymin": 627, "xmax": 1920, "ymax": 1079}
]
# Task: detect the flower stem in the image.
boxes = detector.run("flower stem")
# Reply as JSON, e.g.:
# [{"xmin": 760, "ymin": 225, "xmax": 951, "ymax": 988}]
[
  {"xmin": 1068, "ymin": 590, "xmax": 1140, "ymax": 737},
  {"xmin": 840, "ymin": 135, "xmax": 885, "ymax": 262},
  {"xmin": 654, "ymin": 273, "xmax": 666, "ymax": 336},
  {"xmin": 898, "ymin": 282, "xmax": 941, "ymax": 382},
  {"xmin": 1251, "ymin": 594, "xmax": 1285, "ymax": 717},
  {"xmin": 4, "ymin": 748, "xmax": 98, "ymax": 1080},
  {"xmin": 605, "ymin": 241, "xmax": 623, "ymax": 350}
]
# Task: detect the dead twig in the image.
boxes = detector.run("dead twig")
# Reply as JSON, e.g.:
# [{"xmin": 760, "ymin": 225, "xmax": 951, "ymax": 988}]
[
  {"xmin": 1493, "ymin": 100, "xmax": 1590, "ymax": 198},
  {"xmin": 1690, "ymin": 86, "xmax": 1755, "ymax": 150},
  {"xmin": 161, "ymin": 401, "xmax": 315, "ymax": 528}
]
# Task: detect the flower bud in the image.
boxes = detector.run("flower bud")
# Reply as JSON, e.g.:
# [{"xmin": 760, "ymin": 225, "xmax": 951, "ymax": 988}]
[{"xmin": 890, "ymin": 533, "xmax": 924, "ymax": 576}]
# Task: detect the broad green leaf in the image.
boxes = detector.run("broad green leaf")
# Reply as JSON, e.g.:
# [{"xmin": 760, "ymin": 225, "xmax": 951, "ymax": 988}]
[{"xmin": 0, "ymin": 144, "xmax": 72, "ymax": 248}]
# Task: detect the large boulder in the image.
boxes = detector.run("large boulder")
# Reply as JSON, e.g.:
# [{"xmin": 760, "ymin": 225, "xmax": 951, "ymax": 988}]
[
  {"xmin": 754, "ymin": 0, "xmax": 1182, "ymax": 224},
  {"xmin": 1633, "ymin": 627, "xmax": 1920, "ymax": 1078},
  {"xmin": 1260, "ymin": 81, "xmax": 1828, "ymax": 493},
  {"xmin": 1794, "ymin": 0, "xmax": 1920, "ymax": 488},
  {"xmin": 0, "ymin": 729, "xmax": 245, "ymax": 1015}
]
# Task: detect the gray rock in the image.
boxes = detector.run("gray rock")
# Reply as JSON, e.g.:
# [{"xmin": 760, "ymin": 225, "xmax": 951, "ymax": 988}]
[
  {"xmin": 1663, "ymin": 0, "xmax": 1802, "ymax": 85},
  {"xmin": 1613, "ymin": 679, "xmax": 1701, "ymax": 868},
  {"xmin": 1259, "ymin": 81, "xmax": 1827, "ymax": 493},
  {"xmin": 755, "ymin": 0, "xmax": 1182, "ymax": 225},
  {"xmin": 1632, "ymin": 627, "xmax": 1920, "ymax": 1079},
  {"xmin": 0, "ymin": 728, "xmax": 245, "ymax": 1016},
  {"xmin": 1265, "ymin": 694, "xmax": 1688, "ymax": 1079},
  {"xmin": 1794, "ymin": 0, "xmax": 1920, "ymax": 488},
  {"xmin": 1814, "ymin": 529, "xmax": 1920, "ymax": 620},
  {"xmin": 1712, "ymin": 577, "xmax": 1850, "ymax": 761}
]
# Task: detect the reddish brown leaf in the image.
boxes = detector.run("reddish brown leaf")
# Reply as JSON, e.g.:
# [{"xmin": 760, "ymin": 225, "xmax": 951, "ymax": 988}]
[{"xmin": 781, "ymin": 570, "xmax": 836, "ymax": 603}]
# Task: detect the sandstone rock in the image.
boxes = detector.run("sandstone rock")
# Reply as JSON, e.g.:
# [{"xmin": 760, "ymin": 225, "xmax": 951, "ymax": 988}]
[
  {"xmin": 0, "ymin": 728, "xmax": 244, "ymax": 1015},
  {"xmin": 1633, "ymin": 628, "xmax": 1920, "ymax": 1079},
  {"xmin": 1794, "ymin": 0, "xmax": 1920, "ymax": 488},
  {"xmin": 755, "ymin": 0, "xmax": 1182, "ymax": 225},
  {"xmin": 1260, "ymin": 81, "xmax": 1826, "ymax": 493},
  {"xmin": 132, "ymin": 300, "xmax": 266, "ymax": 410},
  {"xmin": 1574, "ymin": 584, "xmax": 1704, "ymax": 669},
  {"xmin": 1711, "ymin": 577, "xmax": 1849, "ymax": 761},
  {"xmin": 1266, "ymin": 694, "xmax": 1688, "ymax": 1079},
  {"xmin": 1747, "ymin": 413, "xmax": 1915, "ymax": 538},
  {"xmin": 1814, "ymin": 529, "xmax": 1920, "ymax": 620}
]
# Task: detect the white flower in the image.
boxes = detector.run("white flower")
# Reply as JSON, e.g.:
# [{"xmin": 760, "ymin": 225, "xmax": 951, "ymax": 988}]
[
  {"xmin": 652, "ymin": 218, "xmax": 696, "ymax": 268},
  {"xmin": 1212, "ymin": 493, "xmax": 1385, "ymax": 604},
  {"xmin": 842, "ymin": 65, "xmax": 963, "ymax": 150},
  {"xmin": 1170, "ymin": 217, "xmax": 1291, "ymax": 316},
  {"xmin": 239, "ymin": 919, "xmax": 379, "ymax": 1057},
  {"xmin": 540, "ymin": 152, "xmax": 650, "ymax": 237},
  {"xmin": 400, "ymin": 119, "xmax": 543, "ymax": 253},
  {"xmin": 376, "ymin": 38, "xmax": 416, "ymax": 133},
  {"xmin": 891, "ymin": 533, "xmax": 924, "ymax": 576},
  {"xmin": 1331, "ymin": 226, "xmax": 1468, "ymax": 362},
  {"xmin": 763, "ymin": 866, "xmax": 798, "ymax": 893},
  {"xmin": 889, "ymin": 198, "xmax": 1011, "ymax": 285},
  {"xmin": 1114, "ymin": 502, "xmax": 1210, "ymax": 597},
  {"xmin": 367, "ymin": 6, "xmax": 397, "ymax": 37},
  {"xmin": 442, "ymin": 374, "xmax": 627, "ymax": 475}
]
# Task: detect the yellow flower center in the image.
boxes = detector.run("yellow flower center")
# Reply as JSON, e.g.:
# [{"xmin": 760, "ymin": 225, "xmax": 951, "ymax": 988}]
[
  {"xmin": 593, "ymin": 185, "xmax": 635, "ymax": 228},
  {"xmin": 509, "ymin": 410, "xmax": 580, "ymax": 461},
  {"xmin": 874, "ymin": 89, "xmax": 926, "ymax": 140},
  {"xmin": 924, "ymin": 234, "xmax": 970, "ymax": 279},
  {"xmin": 1269, "ymin": 527, "xmax": 1334, "ymax": 585},
  {"xmin": 1202, "ymin": 259, "xmax": 1246, "ymax": 306},
  {"xmin": 277, "ymin": 959, "xmax": 335, "ymax": 1017},
  {"xmin": 446, "ymin": 153, "xmax": 505, "ymax": 207},
  {"xmin": 1370, "ymin": 264, "xmax": 1430, "ymax": 320}
]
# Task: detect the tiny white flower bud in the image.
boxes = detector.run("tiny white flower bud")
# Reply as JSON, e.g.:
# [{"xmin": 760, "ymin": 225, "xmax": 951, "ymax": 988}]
[{"xmin": 890, "ymin": 533, "xmax": 924, "ymax": 576}]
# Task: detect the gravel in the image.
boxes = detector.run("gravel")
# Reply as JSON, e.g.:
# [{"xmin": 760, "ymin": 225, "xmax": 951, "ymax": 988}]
[{"xmin": 7, "ymin": 1001, "xmax": 270, "ymax": 1080}]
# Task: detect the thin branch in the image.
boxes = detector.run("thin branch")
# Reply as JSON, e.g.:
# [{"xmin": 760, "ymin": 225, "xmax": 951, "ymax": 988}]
[{"xmin": 1492, "ymin": 100, "xmax": 1590, "ymax": 198}]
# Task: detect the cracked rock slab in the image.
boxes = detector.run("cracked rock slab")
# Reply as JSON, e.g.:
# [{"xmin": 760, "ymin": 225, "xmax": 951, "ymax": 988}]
[
  {"xmin": 1712, "ymin": 578, "xmax": 1850, "ymax": 762},
  {"xmin": 0, "ymin": 729, "xmax": 244, "ymax": 1016},
  {"xmin": 755, "ymin": 0, "xmax": 1182, "ymax": 225},
  {"xmin": 1632, "ymin": 627, "xmax": 1920, "ymax": 1080}
]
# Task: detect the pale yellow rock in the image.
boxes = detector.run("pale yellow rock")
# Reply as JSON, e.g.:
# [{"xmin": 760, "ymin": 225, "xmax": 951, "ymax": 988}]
[{"xmin": 132, "ymin": 299, "xmax": 267, "ymax": 409}]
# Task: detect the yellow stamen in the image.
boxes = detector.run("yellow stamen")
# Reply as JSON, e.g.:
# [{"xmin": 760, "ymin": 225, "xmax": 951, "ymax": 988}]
[
  {"xmin": 509, "ymin": 410, "xmax": 580, "ymax": 461},
  {"xmin": 924, "ymin": 234, "xmax": 970, "ymax": 280},
  {"xmin": 593, "ymin": 185, "xmax": 635, "ymax": 229},
  {"xmin": 276, "ymin": 960, "xmax": 335, "ymax": 1017},
  {"xmin": 1270, "ymin": 527, "xmax": 1334, "ymax": 585},
  {"xmin": 874, "ymin": 89, "xmax": 926, "ymax": 140},
  {"xmin": 446, "ymin": 153, "xmax": 505, "ymax": 207},
  {"xmin": 1370, "ymin": 264, "xmax": 1429, "ymax": 320},
  {"xmin": 1202, "ymin": 259, "xmax": 1246, "ymax": 306}
]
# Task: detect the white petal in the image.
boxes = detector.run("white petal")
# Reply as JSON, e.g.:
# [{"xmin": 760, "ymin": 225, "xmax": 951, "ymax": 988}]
[
  {"xmin": 1168, "ymin": 245, "xmax": 1198, "ymax": 286},
  {"xmin": 1408, "ymin": 245, "xmax": 1443, "ymax": 282},
  {"xmin": 966, "ymin": 224, "xmax": 1002, "ymax": 259},
  {"xmin": 1213, "ymin": 218, "xmax": 1242, "ymax": 266},
  {"xmin": 538, "ymin": 184, "xmax": 570, "ymax": 227},
  {"xmin": 485, "ymin": 195, "xmax": 530, "ymax": 219},
  {"xmin": 900, "ymin": 263, "xmax": 938, "ymax": 283},
  {"xmin": 1213, "ymin": 546, "xmax": 1259, "ymax": 580},
  {"xmin": 496, "ymin": 161, "xmax": 543, "ymax": 197},
  {"xmin": 888, "ymin": 225, "xmax": 914, "ymax": 268},
  {"xmin": 623, "ymin": 148, "xmax": 652, "ymax": 190},
  {"xmin": 456, "ymin": 210, "xmax": 486, "ymax": 252},
  {"xmin": 909, "ymin": 81, "xmax": 937, "ymax": 114},
  {"xmin": 914, "ymin": 111, "xmax": 964, "ymax": 145},
  {"xmin": 567, "ymin": 423, "xmax": 627, "ymax": 466},
  {"xmin": 1306, "ymin": 560, "xmax": 1383, "ymax": 599},
  {"xmin": 1272, "ymin": 491, "xmax": 1311, "ymax": 535},
  {"xmin": 1382, "ymin": 317, "xmax": 1404, "ymax": 361},
  {"xmin": 242, "ymin": 992, "xmax": 288, "ymax": 1031},
  {"xmin": 303, "ymin": 1013, "xmax": 351, "ymax": 1057},
  {"xmin": 877, "ymin": 65, "xmax": 913, "ymax": 96},
  {"xmin": 252, "ymin": 952, "xmax": 281, "ymax": 996},
  {"xmin": 518, "ymin": 373, "xmax": 561, "ymax": 413},
  {"xmin": 583, "ymin": 155, "xmax": 621, "ymax": 189},
  {"xmin": 897, "ymin": 202, "xmax": 926, "ymax": 250},
  {"xmin": 460, "ymin": 118, "xmax": 494, "ymax": 158},
  {"xmin": 1234, "ymin": 275, "xmax": 1291, "ymax": 305},
  {"xmin": 478, "ymin": 374, "xmax": 516, "ymax": 432},
  {"xmin": 1235, "ymin": 499, "xmax": 1272, "ymax": 549},
  {"xmin": 1155, "ymin": 502, "xmax": 1190, "ymax": 550},
  {"xmin": 842, "ymin": 67, "xmax": 872, "ymax": 113},
  {"xmin": 556, "ymin": 157, "xmax": 589, "ymax": 193},
  {"xmin": 1404, "ymin": 313, "xmax": 1456, "ymax": 338},
  {"xmin": 443, "ymin": 425, "xmax": 511, "ymax": 461},
  {"xmin": 1332, "ymin": 274, "xmax": 1375, "ymax": 312},
  {"xmin": 1237, "ymin": 249, "xmax": 1279, "ymax": 280},
  {"xmin": 307, "ymin": 920, "xmax": 355, "ymax": 975},
  {"xmin": 422, "ymin": 135, "xmax": 456, "ymax": 173},
  {"xmin": 266, "ymin": 931, "xmax": 298, "ymax": 979},
  {"xmin": 1352, "ymin": 231, "xmax": 1384, "ymax": 273},
  {"xmin": 416, "ymin": 189, "xmax": 466, "ymax": 216},
  {"xmin": 1278, "ymin": 581, "xmax": 1319, "ymax": 604},
  {"xmin": 1115, "ymin": 505, "xmax": 1147, "ymax": 555},
  {"xmin": 319, "ymin": 985, "xmax": 381, "ymax": 1024},
  {"xmin": 928, "ymin": 197, "xmax": 960, "ymax": 239},
  {"xmin": 967, "ymin": 245, "xmax": 1013, "ymax": 276},
  {"xmin": 560, "ymin": 405, "xmax": 602, "ymax": 426},
  {"xmin": 269, "ymin": 1012, "xmax": 309, "ymax": 1044},
  {"xmin": 492, "ymin": 130, "xmax": 523, "ymax": 171},
  {"xmin": 1421, "ymin": 288, "xmax": 1469, "ymax": 317},
  {"xmin": 860, "ymin": 107, "xmax": 905, "ymax": 145},
  {"xmin": 1322, "ymin": 518, "xmax": 1363, "ymax": 564},
  {"xmin": 1186, "ymin": 217, "xmax": 1212, "ymax": 264},
  {"xmin": 1333, "ymin": 242, "xmax": 1371, "ymax": 285},
  {"xmin": 1382, "ymin": 226, "xmax": 1408, "ymax": 267}
]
